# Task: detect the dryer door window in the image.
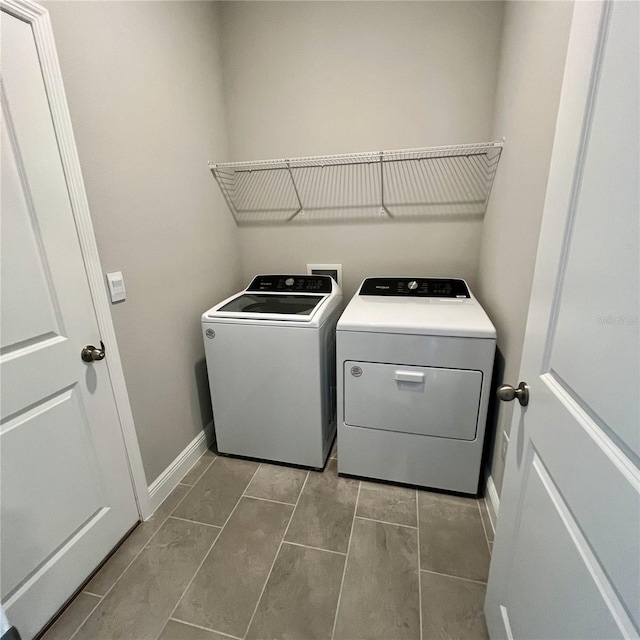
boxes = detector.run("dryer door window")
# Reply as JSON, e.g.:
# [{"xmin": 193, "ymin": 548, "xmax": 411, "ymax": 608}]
[{"xmin": 343, "ymin": 361, "xmax": 482, "ymax": 441}]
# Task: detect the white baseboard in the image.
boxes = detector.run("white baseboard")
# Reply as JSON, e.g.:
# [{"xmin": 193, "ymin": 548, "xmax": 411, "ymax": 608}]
[
  {"xmin": 485, "ymin": 475, "xmax": 500, "ymax": 534},
  {"xmin": 147, "ymin": 421, "xmax": 214, "ymax": 517}
]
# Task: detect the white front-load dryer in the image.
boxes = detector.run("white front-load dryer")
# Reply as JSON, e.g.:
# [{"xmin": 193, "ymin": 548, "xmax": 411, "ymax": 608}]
[
  {"xmin": 337, "ymin": 277, "xmax": 496, "ymax": 494},
  {"xmin": 202, "ymin": 274, "xmax": 342, "ymax": 468}
]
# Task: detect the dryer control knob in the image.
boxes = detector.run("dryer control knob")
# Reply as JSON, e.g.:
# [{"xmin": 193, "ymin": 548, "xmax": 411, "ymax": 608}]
[
  {"xmin": 408, "ymin": 280, "xmax": 418, "ymax": 290},
  {"xmin": 285, "ymin": 278, "xmax": 295, "ymax": 287}
]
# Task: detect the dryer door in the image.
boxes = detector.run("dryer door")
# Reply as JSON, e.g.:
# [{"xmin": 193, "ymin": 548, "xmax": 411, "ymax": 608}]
[{"xmin": 344, "ymin": 361, "xmax": 482, "ymax": 440}]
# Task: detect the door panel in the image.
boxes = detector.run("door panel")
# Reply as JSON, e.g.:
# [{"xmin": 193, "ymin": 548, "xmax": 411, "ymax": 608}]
[
  {"xmin": 1, "ymin": 388, "xmax": 104, "ymax": 600},
  {"xmin": 344, "ymin": 361, "xmax": 482, "ymax": 440},
  {"xmin": 548, "ymin": 0, "xmax": 639, "ymax": 457},
  {"xmin": 533, "ymin": 373, "xmax": 640, "ymax": 625},
  {"xmin": 0, "ymin": 116, "xmax": 61, "ymax": 348},
  {"xmin": 1, "ymin": 8, "xmax": 139, "ymax": 638},
  {"xmin": 485, "ymin": 2, "xmax": 639, "ymax": 638},
  {"xmin": 504, "ymin": 452, "xmax": 623, "ymax": 639}
]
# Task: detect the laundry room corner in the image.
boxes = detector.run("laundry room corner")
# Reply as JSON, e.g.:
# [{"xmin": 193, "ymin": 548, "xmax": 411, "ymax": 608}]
[
  {"xmin": 6, "ymin": 0, "xmax": 639, "ymax": 637},
  {"xmin": 43, "ymin": 0, "xmax": 243, "ymax": 505}
]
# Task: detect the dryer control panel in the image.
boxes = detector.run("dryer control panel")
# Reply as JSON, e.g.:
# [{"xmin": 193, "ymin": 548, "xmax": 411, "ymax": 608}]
[
  {"xmin": 248, "ymin": 274, "xmax": 333, "ymax": 293},
  {"xmin": 359, "ymin": 278, "xmax": 470, "ymax": 298}
]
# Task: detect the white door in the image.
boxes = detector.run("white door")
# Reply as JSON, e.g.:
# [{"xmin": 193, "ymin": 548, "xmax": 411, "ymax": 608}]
[
  {"xmin": 1, "ymin": 9, "xmax": 139, "ymax": 640},
  {"xmin": 485, "ymin": 2, "xmax": 639, "ymax": 638}
]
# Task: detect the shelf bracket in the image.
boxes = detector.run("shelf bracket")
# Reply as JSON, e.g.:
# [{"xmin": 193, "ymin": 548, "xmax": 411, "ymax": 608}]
[
  {"xmin": 285, "ymin": 161, "xmax": 305, "ymax": 222},
  {"xmin": 379, "ymin": 152, "xmax": 392, "ymax": 218}
]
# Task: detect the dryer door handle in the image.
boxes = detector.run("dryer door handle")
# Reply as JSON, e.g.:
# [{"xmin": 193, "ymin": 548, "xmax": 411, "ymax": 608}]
[{"xmin": 394, "ymin": 370, "xmax": 425, "ymax": 383}]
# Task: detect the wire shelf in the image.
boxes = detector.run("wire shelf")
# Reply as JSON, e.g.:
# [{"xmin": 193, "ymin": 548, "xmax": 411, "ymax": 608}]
[{"xmin": 210, "ymin": 141, "xmax": 503, "ymax": 226}]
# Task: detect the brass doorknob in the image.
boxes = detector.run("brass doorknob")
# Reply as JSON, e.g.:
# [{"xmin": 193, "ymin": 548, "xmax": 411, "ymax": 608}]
[
  {"xmin": 497, "ymin": 381, "xmax": 529, "ymax": 406},
  {"xmin": 81, "ymin": 341, "xmax": 106, "ymax": 363}
]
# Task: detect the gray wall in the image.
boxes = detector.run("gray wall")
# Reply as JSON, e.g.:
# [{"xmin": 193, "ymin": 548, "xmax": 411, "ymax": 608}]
[
  {"xmin": 218, "ymin": 1, "xmax": 505, "ymax": 297},
  {"xmin": 475, "ymin": 1, "xmax": 574, "ymax": 494},
  {"xmin": 44, "ymin": 0, "xmax": 575, "ymax": 498},
  {"xmin": 46, "ymin": 1, "xmax": 241, "ymax": 484}
]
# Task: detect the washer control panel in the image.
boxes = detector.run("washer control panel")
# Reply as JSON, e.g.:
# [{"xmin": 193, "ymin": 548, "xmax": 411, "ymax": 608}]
[
  {"xmin": 359, "ymin": 278, "xmax": 470, "ymax": 298},
  {"xmin": 248, "ymin": 274, "xmax": 333, "ymax": 293}
]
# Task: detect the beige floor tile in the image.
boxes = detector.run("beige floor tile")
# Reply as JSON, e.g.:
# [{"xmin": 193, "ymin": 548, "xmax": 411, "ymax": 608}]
[
  {"xmin": 74, "ymin": 518, "xmax": 219, "ymax": 640},
  {"xmin": 174, "ymin": 497, "xmax": 292, "ymax": 638},
  {"xmin": 181, "ymin": 450, "xmax": 216, "ymax": 486},
  {"xmin": 285, "ymin": 459, "xmax": 358, "ymax": 553},
  {"xmin": 245, "ymin": 463, "xmax": 308, "ymax": 504},
  {"xmin": 173, "ymin": 456, "xmax": 258, "ymax": 526},
  {"xmin": 247, "ymin": 543, "xmax": 345, "ymax": 640},
  {"xmin": 85, "ymin": 484, "xmax": 190, "ymax": 596},
  {"xmin": 334, "ymin": 518, "xmax": 421, "ymax": 640},
  {"xmin": 41, "ymin": 592, "xmax": 100, "ymax": 640},
  {"xmin": 46, "ymin": 459, "xmax": 497, "ymax": 640},
  {"xmin": 418, "ymin": 491, "xmax": 490, "ymax": 582},
  {"xmin": 357, "ymin": 480, "xmax": 417, "ymax": 527},
  {"xmin": 158, "ymin": 619, "xmax": 231, "ymax": 640},
  {"xmin": 420, "ymin": 571, "xmax": 489, "ymax": 639}
]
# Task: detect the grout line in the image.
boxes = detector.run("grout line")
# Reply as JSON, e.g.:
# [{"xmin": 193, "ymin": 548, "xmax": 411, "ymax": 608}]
[
  {"xmin": 476, "ymin": 499, "xmax": 492, "ymax": 555},
  {"xmin": 181, "ymin": 453, "xmax": 216, "ymax": 487},
  {"xmin": 147, "ymin": 458, "xmax": 206, "ymax": 520},
  {"xmin": 354, "ymin": 515, "xmax": 417, "ymax": 530},
  {"xmin": 416, "ymin": 489, "xmax": 423, "ymax": 640},
  {"xmin": 169, "ymin": 617, "xmax": 243, "ymax": 640},
  {"xmin": 282, "ymin": 540, "xmax": 347, "ymax": 556},
  {"xmin": 168, "ymin": 515, "xmax": 223, "ymax": 529},
  {"xmin": 242, "ymin": 469, "xmax": 310, "ymax": 639},
  {"xmin": 70, "ymin": 481, "xmax": 199, "ymax": 640},
  {"xmin": 162, "ymin": 465, "xmax": 262, "ymax": 640},
  {"xmin": 171, "ymin": 476, "xmax": 199, "ymax": 514},
  {"xmin": 330, "ymin": 480, "xmax": 361, "ymax": 640},
  {"xmin": 61, "ymin": 592, "xmax": 102, "ymax": 640},
  {"xmin": 242, "ymin": 494, "xmax": 297, "ymax": 507},
  {"xmin": 420, "ymin": 568, "xmax": 488, "ymax": 586}
]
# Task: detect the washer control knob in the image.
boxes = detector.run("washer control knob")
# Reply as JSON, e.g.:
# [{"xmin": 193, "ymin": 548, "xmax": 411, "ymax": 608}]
[
  {"xmin": 408, "ymin": 280, "xmax": 418, "ymax": 290},
  {"xmin": 285, "ymin": 277, "xmax": 295, "ymax": 287}
]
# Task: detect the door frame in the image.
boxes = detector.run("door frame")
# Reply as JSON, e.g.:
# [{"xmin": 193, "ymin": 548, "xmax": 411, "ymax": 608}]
[{"xmin": 2, "ymin": 0, "xmax": 151, "ymax": 519}]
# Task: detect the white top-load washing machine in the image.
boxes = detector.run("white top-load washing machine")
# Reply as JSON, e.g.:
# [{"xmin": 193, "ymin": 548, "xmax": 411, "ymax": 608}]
[
  {"xmin": 202, "ymin": 274, "xmax": 342, "ymax": 468},
  {"xmin": 337, "ymin": 277, "xmax": 496, "ymax": 494}
]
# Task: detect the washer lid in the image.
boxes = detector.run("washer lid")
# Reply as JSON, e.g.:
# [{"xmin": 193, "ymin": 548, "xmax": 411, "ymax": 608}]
[
  {"xmin": 337, "ymin": 278, "xmax": 496, "ymax": 339},
  {"xmin": 217, "ymin": 293, "xmax": 324, "ymax": 316},
  {"xmin": 203, "ymin": 274, "xmax": 340, "ymax": 324}
]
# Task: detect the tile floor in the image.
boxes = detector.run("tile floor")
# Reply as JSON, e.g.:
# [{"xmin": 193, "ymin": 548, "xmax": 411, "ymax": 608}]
[{"xmin": 42, "ymin": 441, "xmax": 495, "ymax": 640}]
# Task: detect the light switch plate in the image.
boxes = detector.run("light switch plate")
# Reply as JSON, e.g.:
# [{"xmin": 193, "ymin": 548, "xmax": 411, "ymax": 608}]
[
  {"xmin": 307, "ymin": 263, "xmax": 342, "ymax": 287},
  {"xmin": 106, "ymin": 271, "xmax": 126, "ymax": 303}
]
